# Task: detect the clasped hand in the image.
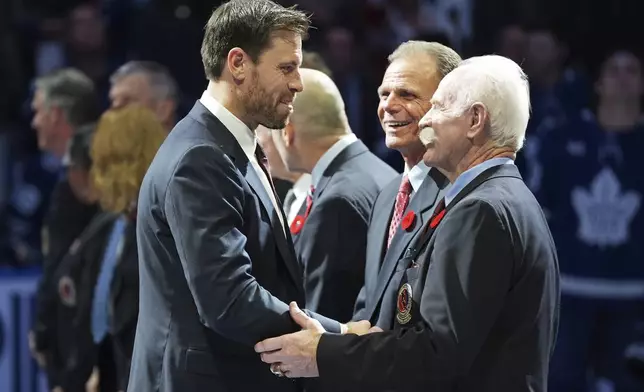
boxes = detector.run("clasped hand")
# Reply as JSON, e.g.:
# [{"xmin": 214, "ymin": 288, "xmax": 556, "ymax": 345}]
[{"xmin": 254, "ymin": 302, "xmax": 382, "ymax": 378}]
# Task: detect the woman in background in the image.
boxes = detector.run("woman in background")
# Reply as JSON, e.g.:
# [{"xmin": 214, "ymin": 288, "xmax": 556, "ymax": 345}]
[{"xmin": 80, "ymin": 105, "xmax": 166, "ymax": 392}]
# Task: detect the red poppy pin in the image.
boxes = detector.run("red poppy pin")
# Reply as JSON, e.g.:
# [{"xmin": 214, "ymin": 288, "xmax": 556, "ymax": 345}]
[
  {"xmin": 290, "ymin": 215, "xmax": 305, "ymax": 235},
  {"xmin": 401, "ymin": 211, "xmax": 416, "ymax": 231},
  {"xmin": 429, "ymin": 209, "xmax": 446, "ymax": 229}
]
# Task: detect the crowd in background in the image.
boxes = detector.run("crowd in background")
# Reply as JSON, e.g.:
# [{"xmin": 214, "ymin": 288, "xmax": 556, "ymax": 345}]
[{"xmin": 0, "ymin": 0, "xmax": 643, "ymax": 391}]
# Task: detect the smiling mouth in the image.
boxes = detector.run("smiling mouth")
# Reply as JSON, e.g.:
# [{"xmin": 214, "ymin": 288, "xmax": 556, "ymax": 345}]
[{"xmin": 385, "ymin": 121, "xmax": 412, "ymax": 128}]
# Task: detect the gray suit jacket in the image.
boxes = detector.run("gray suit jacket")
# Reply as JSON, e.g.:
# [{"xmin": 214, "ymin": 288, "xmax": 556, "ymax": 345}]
[
  {"xmin": 292, "ymin": 141, "xmax": 397, "ymax": 322},
  {"xmin": 317, "ymin": 164, "xmax": 560, "ymax": 392},
  {"xmin": 128, "ymin": 102, "xmax": 340, "ymax": 392},
  {"xmin": 353, "ymin": 169, "xmax": 448, "ymax": 328}
]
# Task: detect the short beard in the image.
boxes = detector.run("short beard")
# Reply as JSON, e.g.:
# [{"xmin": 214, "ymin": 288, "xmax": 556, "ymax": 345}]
[{"xmin": 244, "ymin": 72, "xmax": 290, "ymax": 129}]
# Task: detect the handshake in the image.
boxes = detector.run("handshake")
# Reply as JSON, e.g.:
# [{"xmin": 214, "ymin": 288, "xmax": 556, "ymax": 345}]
[{"xmin": 254, "ymin": 302, "xmax": 382, "ymax": 378}]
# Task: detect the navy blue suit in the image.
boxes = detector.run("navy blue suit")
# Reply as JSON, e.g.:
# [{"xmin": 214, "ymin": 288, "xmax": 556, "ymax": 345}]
[{"xmin": 129, "ymin": 102, "xmax": 340, "ymax": 392}]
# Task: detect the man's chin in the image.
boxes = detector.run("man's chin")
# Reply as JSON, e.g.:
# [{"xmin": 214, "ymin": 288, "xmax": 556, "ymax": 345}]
[
  {"xmin": 260, "ymin": 115, "xmax": 289, "ymax": 130},
  {"xmin": 422, "ymin": 147, "xmax": 437, "ymax": 166}
]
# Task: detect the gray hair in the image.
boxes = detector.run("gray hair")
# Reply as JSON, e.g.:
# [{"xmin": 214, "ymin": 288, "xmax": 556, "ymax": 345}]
[
  {"xmin": 388, "ymin": 41, "xmax": 462, "ymax": 79},
  {"xmin": 445, "ymin": 55, "xmax": 531, "ymax": 151},
  {"xmin": 35, "ymin": 68, "xmax": 99, "ymax": 128},
  {"xmin": 110, "ymin": 61, "xmax": 179, "ymax": 102}
]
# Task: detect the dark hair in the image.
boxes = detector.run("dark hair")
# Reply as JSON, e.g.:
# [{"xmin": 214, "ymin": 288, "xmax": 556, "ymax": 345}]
[
  {"xmin": 66, "ymin": 123, "xmax": 96, "ymax": 170},
  {"xmin": 594, "ymin": 47, "xmax": 643, "ymax": 81},
  {"xmin": 34, "ymin": 68, "xmax": 100, "ymax": 128},
  {"xmin": 110, "ymin": 61, "xmax": 179, "ymax": 102},
  {"xmin": 201, "ymin": 0, "xmax": 310, "ymax": 80}
]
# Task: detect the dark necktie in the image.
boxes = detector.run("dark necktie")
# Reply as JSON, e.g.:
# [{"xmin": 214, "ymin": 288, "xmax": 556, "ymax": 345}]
[
  {"xmin": 387, "ymin": 176, "xmax": 412, "ymax": 248},
  {"xmin": 254, "ymin": 145, "xmax": 278, "ymax": 199}
]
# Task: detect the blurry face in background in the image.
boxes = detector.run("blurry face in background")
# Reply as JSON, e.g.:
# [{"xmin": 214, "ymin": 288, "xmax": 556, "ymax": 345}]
[
  {"xmin": 110, "ymin": 74, "xmax": 156, "ymax": 110},
  {"xmin": 596, "ymin": 51, "xmax": 643, "ymax": 102},
  {"xmin": 243, "ymin": 31, "xmax": 304, "ymax": 129},
  {"xmin": 67, "ymin": 3, "xmax": 105, "ymax": 53},
  {"xmin": 497, "ymin": 25, "xmax": 527, "ymax": 65},
  {"xmin": 525, "ymin": 31, "xmax": 560, "ymax": 77},
  {"xmin": 31, "ymin": 90, "xmax": 62, "ymax": 155},
  {"xmin": 110, "ymin": 73, "xmax": 176, "ymax": 129},
  {"xmin": 325, "ymin": 27, "xmax": 355, "ymax": 71},
  {"xmin": 377, "ymin": 56, "xmax": 439, "ymax": 159}
]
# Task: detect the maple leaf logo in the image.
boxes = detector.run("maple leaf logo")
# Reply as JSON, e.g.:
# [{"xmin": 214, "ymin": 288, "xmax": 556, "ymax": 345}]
[{"xmin": 571, "ymin": 168, "xmax": 641, "ymax": 248}]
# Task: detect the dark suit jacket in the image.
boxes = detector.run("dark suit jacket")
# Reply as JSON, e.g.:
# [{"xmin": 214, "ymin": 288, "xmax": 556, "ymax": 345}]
[
  {"xmin": 34, "ymin": 179, "xmax": 98, "ymax": 357},
  {"xmin": 53, "ymin": 212, "xmax": 139, "ymax": 392},
  {"xmin": 292, "ymin": 140, "xmax": 396, "ymax": 322},
  {"xmin": 317, "ymin": 164, "xmax": 560, "ymax": 392},
  {"xmin": 129, "ymin": 102, "xmax": 341, "ymax": 392},
  {"xmin": 49, "ymin": 210, "xmax": 110, "ymax": 392},
  {"xmin": 353, "ymin": 168, "xmax": 448, "ymax": 328}
]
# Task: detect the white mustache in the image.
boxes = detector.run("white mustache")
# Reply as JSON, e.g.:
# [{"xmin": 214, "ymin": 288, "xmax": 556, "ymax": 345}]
[{"xmin": 418, "ymin": 126, "xmax": 435, "ymax": 146}]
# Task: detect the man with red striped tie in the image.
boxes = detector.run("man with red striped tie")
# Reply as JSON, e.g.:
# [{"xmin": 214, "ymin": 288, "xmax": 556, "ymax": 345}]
[{"xmin": 352, "ymin": 41, "xmax": 461, "ymax": 330}]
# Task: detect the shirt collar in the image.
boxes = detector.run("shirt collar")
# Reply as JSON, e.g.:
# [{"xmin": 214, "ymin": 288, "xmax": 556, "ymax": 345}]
[
  {"xmin": 445, "ymin": 157, "xmax": 514, "ymax": 206},
  {"xmin": 404, "ymin": 161, "xmax": 431, "ymax": 193},
  {"xmin": 291, "ymin": 173, "xmax": 312, "ymax": 197},
  {"xmin": 310, "ymin": 133, "xmax": 358, "ymax": 188},
  {"xmin": 199, "ymin": 90, "xmax": 256, "ymax": 158}
]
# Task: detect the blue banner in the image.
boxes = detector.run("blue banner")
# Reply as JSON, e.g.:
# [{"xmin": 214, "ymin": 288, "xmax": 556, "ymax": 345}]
[{"xmin": 0, "ymin": 268, "xmax": 48, "ymax": 392}]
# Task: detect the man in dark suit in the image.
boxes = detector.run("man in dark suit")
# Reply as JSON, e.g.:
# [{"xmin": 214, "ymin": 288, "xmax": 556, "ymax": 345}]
[
  {"xmin": 269, "ymin": 68, "xmax": 397, "ymax": 322},
  {"xmin": 352, "ymin": 41, "xmax": 461, "ymax": 328},
  {"xmin": 129, "ymin": 2, "xmax": 368, "ymax": 392},
  {"xmin": 256, "ymin": 55, "xmax": 560, "ymax": 392},
  {"xmin": 27, "ymin": 68, "xmax": 100, "ymax": 392}
]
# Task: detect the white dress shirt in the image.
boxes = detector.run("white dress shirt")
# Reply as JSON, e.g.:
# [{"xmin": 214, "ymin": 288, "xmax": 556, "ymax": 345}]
[
  {"xmin": 199, "ymin": 91, "xmax": 285, "ymax": 231},
  {"xmin": 285, "ymin": 173, "xmax": 312, "ymax": 225},
  {"xmin": 404, "ymin": 160, "xmax": 431, "ymax": 197}
]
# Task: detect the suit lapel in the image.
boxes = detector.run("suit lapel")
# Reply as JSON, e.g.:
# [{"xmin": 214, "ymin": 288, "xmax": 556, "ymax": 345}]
[
  {"xmin": 370, "ymin": 181, "xmax": 399, "ymax": 269},
  {"xmin": 366, "ymin": 169, "xmax": 448, "ymax": 321},
  {"xmin": 244, "ymin": 162, "xmax": 303, "ymax": 285},
  {"xmin": 292, "ymin": 141, "xmax": 369, "ymax": 243},
  {"xmin": 188, "ymin": 102, "xmax": 303, "ymax": 287}
]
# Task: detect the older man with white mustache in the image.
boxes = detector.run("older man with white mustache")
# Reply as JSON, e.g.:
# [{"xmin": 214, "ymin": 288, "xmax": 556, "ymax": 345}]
[{"xmin": 255, "ymin": 54, "xmax": 560, "ymax": 392}]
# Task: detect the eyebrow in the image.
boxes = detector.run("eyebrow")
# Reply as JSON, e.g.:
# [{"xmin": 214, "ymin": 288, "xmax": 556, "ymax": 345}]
[
  {"xmin": 280, "ymin": 60, "xmax": 299, "ymax": 68},
  {"xmin": 377, "ymin": 86, "xmax": 420, "ymax": 96}
]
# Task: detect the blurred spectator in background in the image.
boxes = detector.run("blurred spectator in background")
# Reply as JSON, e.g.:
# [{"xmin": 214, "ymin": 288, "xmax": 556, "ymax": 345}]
[
  {"xmin": 322, "ymin": 26, "xmax": 383, "ymax": 169},
  {"xmin": 48, "ymin": 123, "xmax": 103, "ymax": 392},
  {"xmin": 493, "ymin": 23, "xmax": 527, "ymax": 66},
  {"xmin": 524, "ymin": 24, "xmax": 590, "ymax": 132},
  {"xmin": 109, "ymin": 60, "xmax": 179, "ymax": 131},
  {"xmin": 539, "ymin": 48, "xmax": 644, "ymax": 392},
  {"xmin": 28, "ymin": 67, "xmax": 100, "ymax": 391},
  {"xmin": 85, "ymin": 105, "xmax": 166, "ymax": 392},
  {"xmin": 518, "ymin": 24, "xmax": 592, "ymax": 194}
]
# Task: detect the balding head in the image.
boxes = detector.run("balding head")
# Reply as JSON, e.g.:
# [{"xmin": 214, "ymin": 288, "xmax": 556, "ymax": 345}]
[
  {"xmin": 270, "ymin": 68, "xmax": 352, "ymax": 174},
  {"xmin": 290, "ymin": 68, "xmax": 350, "ymax": 138}
]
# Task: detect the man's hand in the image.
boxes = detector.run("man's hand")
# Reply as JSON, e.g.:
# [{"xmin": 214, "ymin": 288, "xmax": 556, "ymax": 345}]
[
  {"xmin": 342, "ymin": 320, "xmax": 374, "ymax": 335},
  {"xmin": 255, "ymin": 302, "xmax": 324, "ymax": 378}
]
